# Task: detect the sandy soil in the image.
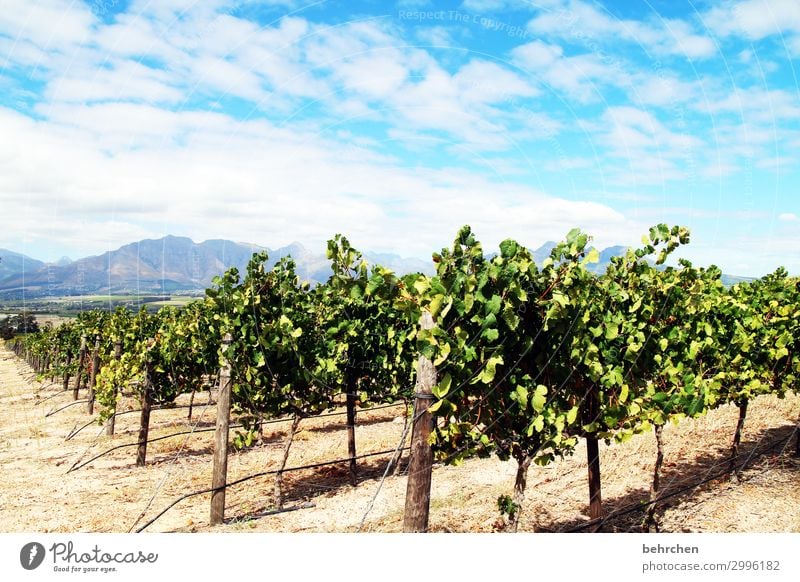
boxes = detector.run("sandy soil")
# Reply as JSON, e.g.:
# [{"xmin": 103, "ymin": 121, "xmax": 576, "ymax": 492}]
[{"xmin": 0, "ymin": 346, "xmax": 798, "ymax": 533}]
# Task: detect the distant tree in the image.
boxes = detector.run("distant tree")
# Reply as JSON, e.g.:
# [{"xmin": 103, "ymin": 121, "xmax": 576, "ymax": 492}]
[
  {"xmin": 0, "ymin": 311, "xmax": 40, "ymax": 337},
  {"xmin": 0, "ymin": 317, "xmax": 13, "ymax": 340},
  {"xmin": 14, "ymin": 311, "xmax": 40, "ymax": 334}
]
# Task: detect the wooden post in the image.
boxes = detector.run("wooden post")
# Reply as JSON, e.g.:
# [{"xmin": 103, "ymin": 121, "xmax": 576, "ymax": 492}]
[
  {"xmin": 507, "ymin": 456, "xmax": 533, "ymax": 532},
  {"xmin": 87, "ymin": 335, "xmax": 100, "ymax": 415},
  {"xmin": 50, "ymin": 350, "xmax": 58, "ymax": 382},
  {"xmin": 403, "ymin": 311, "xmax": 436, "ymax": 533},
  {"xmin": 585, "ymin": 382, "xmax": 603, "ymax": 527},
  {"xmin": 795, "ymin": 423, "xmax": 800, "ymax": 458},
  {"xmin": 136, "ymin": 359, "xmax": 153, "ymax": 467},
  {"xmin": 62, "ymin": 353, "xmax": 72, "ymax": 392},
  {"xmin": 210, "ymin": 333, "xmax": 233, "ymax": 526},
  {"xmin": 586, "ymin": 435, "xmax": 602, "ymax": 523},
  {"xmin": 274, "ymin": 415, "xmax": 302, "ymax": 510},
  {"xmin": 346, "ymin": 379, "xmax": 358, "ymax": 486},
  {"xmin": 643, "ymin": 424, "xmax": 664, "ymax": 532},
  {"xmin": 729, "ymin": 399, "xmax": 748, "ymax": 475},
  {"xmin": 105, "ymin": 341, "xmax": 122, "ymax": 436},
  {"xmin": 73, "ymin": 335, "xmax": 87, "ymax": 400}
]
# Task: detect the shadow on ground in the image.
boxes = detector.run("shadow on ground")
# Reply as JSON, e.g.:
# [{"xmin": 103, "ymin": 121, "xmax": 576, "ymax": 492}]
[{"xmin": 538, "ymin": 421, "xmax": 800, "ymax": 533}]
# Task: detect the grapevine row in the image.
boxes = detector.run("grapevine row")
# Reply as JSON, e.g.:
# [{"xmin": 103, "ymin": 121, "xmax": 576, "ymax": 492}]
[{"xmin": 7, "ymin": 225, "xmax": 799, "ymax": 531}]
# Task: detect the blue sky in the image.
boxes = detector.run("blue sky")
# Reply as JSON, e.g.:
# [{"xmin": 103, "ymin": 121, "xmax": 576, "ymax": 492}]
[{"xmin": 0, "ymin": 0, "xmax": 798, "ymax": 276}]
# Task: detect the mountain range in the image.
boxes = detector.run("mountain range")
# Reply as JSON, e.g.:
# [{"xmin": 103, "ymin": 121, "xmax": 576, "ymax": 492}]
[
  {"xmin": 0, "ymin": 236, "xmax": 751, "ymax": 298},
  {"xmin": 0, "ymin": 236, "xmax": 436, "ymax": 298}
]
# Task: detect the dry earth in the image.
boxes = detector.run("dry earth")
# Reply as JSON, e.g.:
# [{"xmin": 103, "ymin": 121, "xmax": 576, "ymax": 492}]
[{"xmin": 0, "ymin": 347, "xmax": 798, "ymax": 534}]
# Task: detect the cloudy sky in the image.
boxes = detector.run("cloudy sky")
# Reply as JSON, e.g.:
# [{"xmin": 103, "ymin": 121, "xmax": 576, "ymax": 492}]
[{"xmin": 1, "ymin": 0, "xmax": 798, "ymax": 276}]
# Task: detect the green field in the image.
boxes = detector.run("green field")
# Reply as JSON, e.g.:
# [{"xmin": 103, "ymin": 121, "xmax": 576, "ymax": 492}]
[{"xmin": 0, "ymin": 294, "xmax": 200, "ymax": 319}]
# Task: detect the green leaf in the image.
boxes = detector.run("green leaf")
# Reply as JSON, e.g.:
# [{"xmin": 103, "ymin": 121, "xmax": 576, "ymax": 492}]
[
  {"xmin": 349, "ymin": 285, "xmax": 363, "ymax": 299},
  {"xmin": 514, "ymin": 385, "xmax": 528, "ymax": 410},
  {"xmin": 619, "ymin": 383, "xmax": 629, "ymax": 404},
  {"xmin": 254, "ymin": 352, "xmax": 265, "ymax": 368},
  {"xmin": 532, "ymin": 384, "xmax": 547, "ymax": 412},
  {"xmin": 474, "ymin": 356, "xmax": 503, "ymax": 384},
  {"xmin": 499, "ymin": 239, "xmax": 519, "ymax": 258},
  {"xmin": 583, "ymin": 247, "xmax": 600, "ymax": 265},
  {"xmin": 464, "ymin": 293, "xmax": 475, "ymax": 313},
  {"xmin": 485, "ymin": 295, "xmax": 502, "ymax": 315},
  {"xmin": 429, "ymin": 295, "xmax": 445, "ymax": 318},
  {"xmin": 432, "ymin": 373, "xmax": 453, "ymax": 399},
  {"xmin": 566, "ymin": 406, "xmax": 579, "ymax": 424},
  {"xmin": 433, "ymin": 341, "xmax": 451, "ymax": 367},
  {"xmin": 482, "ymin": 328, "xmax": 499, "ymax": 342}
]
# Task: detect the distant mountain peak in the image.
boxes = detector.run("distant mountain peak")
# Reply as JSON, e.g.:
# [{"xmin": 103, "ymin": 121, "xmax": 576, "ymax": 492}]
[
  {"xmin": 0, "ymin": 236, "xmax": 756, "ymax": 299},
  {"xmin": 0, "ymin": 249, "xmax": 46, "ymax": 281}
]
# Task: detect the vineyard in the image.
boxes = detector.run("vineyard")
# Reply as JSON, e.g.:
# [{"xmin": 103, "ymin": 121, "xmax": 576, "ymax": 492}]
[{"xmin": 2, "ymin": 224, "xmax": 799, "ymax": 533}]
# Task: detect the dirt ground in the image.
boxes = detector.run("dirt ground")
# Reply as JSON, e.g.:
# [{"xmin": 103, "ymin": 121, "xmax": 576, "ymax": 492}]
[{"xmin": 0, "ymin": 346, "xmax": 798, "ymax": 533}]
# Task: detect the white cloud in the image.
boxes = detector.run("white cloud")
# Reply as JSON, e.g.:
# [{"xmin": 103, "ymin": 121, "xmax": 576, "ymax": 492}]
[
  {"xmin": 0, "ymin": 103, "xmax": 640, "ymax": 261},
  {"xmin": 0, "ymin": 0, "xmax": 96, "ymax": 49},
  {"xmin": 93, "ymin": 14, "xmax": 186, "ymax": 65},
  {"xmin": 383, "ymin": 58, "xmax": 543, "ymax": 150},
  {"xmin": 511, "ymin": 40, "xmax": 630, "ymax": 103},
  {"xmin": 511, "ymin": 39, "xmax": 563, "ymax": 68},
  {"xmin": 414, "ymin": 25, "xmax": 457, "ymax": 47},
  {"xmin": 756, "ymin": 156, "xmax": 796, "ymax": 170},
  {"xmin": 511, "ymin": 37, "xmax": 708, "ymax": 110},
  {"xmin": 543, "ymin": 156, "xmax": 594, "ymax": 171},
  {"xmin": 778, "ymin": 212, "xmax": 798, "ymax": 221},
  {"xmin": 629, "ymin": 72, "xmax": 700, "ymax": 107},
  {"xmin": 1, "ymin": 1, "xmax": 546, "ymax": 149},
  {"xmin": 700, "ymin": 161, "xmax": 739, "ymax": 179},
  {"xmin": 698, "ymin": 87, "xmax": 800, "ymax": 124},
  {"xmin": 686, "ymin": 228, "xmax": 800, "ymax": 276},
  {"xmin": 461, "ymin": 0, "xmax": 541, "ymax": 11},
  {"xmin": 189, "ymin": 54, "xmax": 266, "ymax": 102},
  {"xmin": 585, "ymin": 106, "xmax": 707, "ymax": 186},
  {"xmin": 791, "ymin": 35, "xmax": 800, "ymax": 56},
  {"xmin": 662, "ymin": 18, "xmax": 717, "ymax": 59},
  {"xmin": 294, "ymin": 19, "xmax": 543, "ymax": 149},
  {"xmin": 398, "ymin": 0, "xmax": 432, "ymax": 7},
  {"xmin": 603, "ymin": 106, "xmax": 702, "ymax": 153},
  {"xmin": 0, "ymin": 35, "xmax": 51, "ymax": 69},
  {"xmin": 45, "ymin": 59, "xmax": 184, "ymax": 104},
  {"xmin": 324, "ymin": 50, "xmax": 413, "ymax": 101},
  {"xmin": 0, "ymin": 0, "xmax": 796, "ymax": 275},
  {"xmin": 705, "ymin": 0, "xmax": 800, "ymax": 40},
  {"xmin": 527, "ymin": 0, "xmax": 715, "ymax": 59},
  {"xmin": 455, "ymin": 60, "xmax": 538, "ymax": 104},
  {"xmin": 545, "ymin": 52, "xmax": 628, "ymax": 102}
]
